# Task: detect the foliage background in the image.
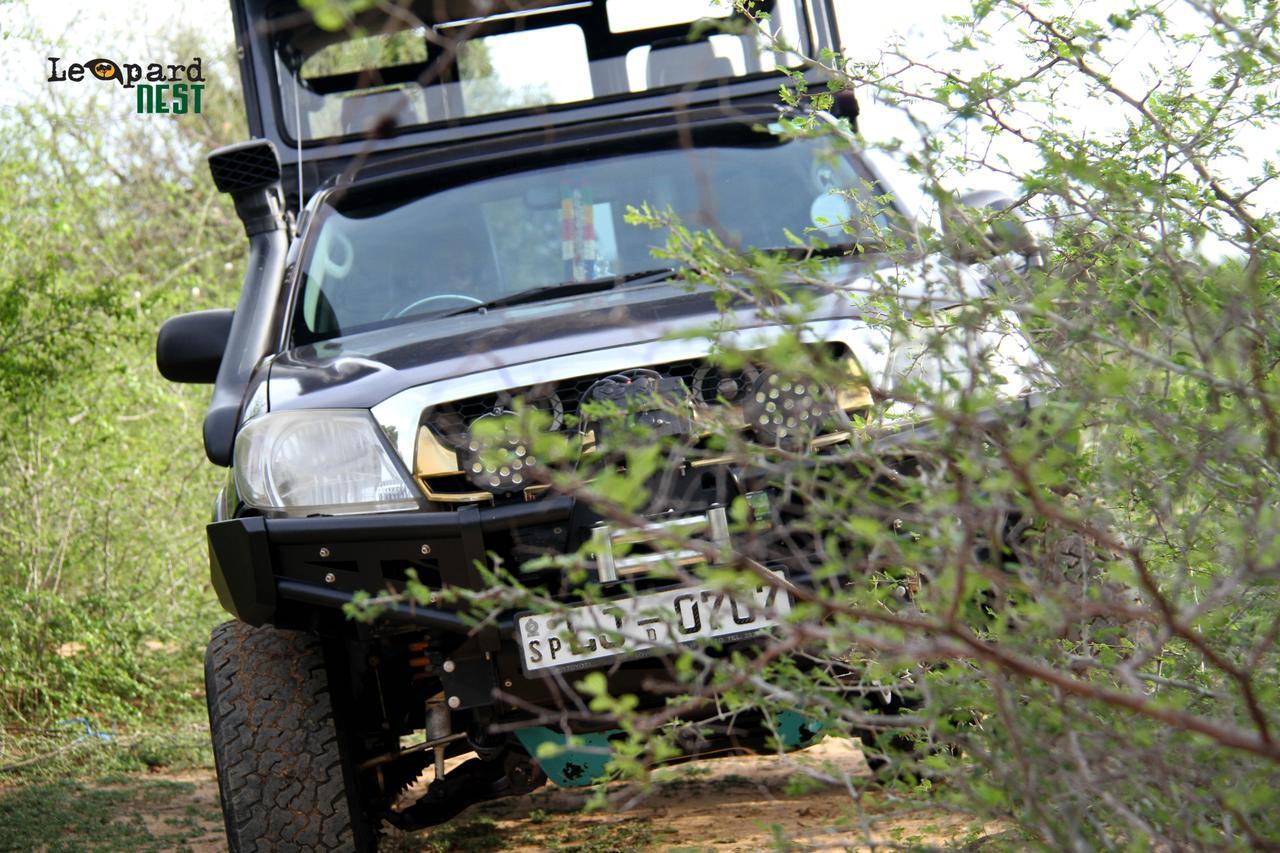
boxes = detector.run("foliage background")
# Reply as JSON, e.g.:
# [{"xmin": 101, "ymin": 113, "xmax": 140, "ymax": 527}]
[{"xmin": 0, "ymin": 23, "xmax": 245, "ymax": 735}]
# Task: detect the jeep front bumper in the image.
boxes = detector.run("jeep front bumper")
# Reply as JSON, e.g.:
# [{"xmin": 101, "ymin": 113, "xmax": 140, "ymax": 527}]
[{"xmin": 208, "ymin": 495, "xmax": 578, "ymax": 630}]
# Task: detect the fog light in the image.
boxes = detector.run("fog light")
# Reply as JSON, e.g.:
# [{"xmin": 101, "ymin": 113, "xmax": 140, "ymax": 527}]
[
  {"xmin": 459, "ymin": 416, "xmax": 537, "ymax": 495},
  {"xmin": 744, "ymin": 371, "xmax": 838, "ymax": 447}
]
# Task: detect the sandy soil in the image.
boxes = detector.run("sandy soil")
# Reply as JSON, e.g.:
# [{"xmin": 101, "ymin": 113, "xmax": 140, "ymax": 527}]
[{"xmin": 130, "ymin": 768, "xmax": 228, "ymax": 851}]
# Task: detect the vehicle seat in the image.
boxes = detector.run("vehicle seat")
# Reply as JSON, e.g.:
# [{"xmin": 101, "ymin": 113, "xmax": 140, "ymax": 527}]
[
  {"xmin": 645, "ymin": 41, "xmax": 735, "ymax": 89},
  {"xmin": 339, "ymin": 89, "xmax": 419, "ymax": 136}
]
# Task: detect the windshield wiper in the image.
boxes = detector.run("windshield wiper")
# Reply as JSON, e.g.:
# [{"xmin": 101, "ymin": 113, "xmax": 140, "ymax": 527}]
[
  {"xmin": 444, "ymin": 268, "xmax": 678, "ymax": 316},
  {"xmin": 756, "ymin": 242, "xmax": 867, "ymax": 259}
]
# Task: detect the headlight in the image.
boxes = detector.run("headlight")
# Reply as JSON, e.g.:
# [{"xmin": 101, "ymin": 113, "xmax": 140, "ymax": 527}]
[{"xmin": 234, "ymin": 410, "xmax": 420, "ymax": 516}]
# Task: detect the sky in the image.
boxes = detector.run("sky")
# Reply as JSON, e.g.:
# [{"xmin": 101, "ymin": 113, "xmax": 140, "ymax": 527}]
[{"xmin": 1, "ymin": 0, "xmax": 1273, "ymax": 237}]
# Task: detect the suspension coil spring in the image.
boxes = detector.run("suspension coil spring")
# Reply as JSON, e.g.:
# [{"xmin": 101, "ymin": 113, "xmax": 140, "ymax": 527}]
[{"xmin": 408, "ymin": 638, "xmax": 432, "ymax": 682}]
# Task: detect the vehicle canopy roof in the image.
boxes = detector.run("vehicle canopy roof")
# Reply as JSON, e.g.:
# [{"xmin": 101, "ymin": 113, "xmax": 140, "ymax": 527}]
[{"xmin": 228, "ymin": 0, "xmax": 847, "ymax": 208}]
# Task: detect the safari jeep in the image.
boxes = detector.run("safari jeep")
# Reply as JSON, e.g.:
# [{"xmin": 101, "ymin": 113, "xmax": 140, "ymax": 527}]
[{"xmin": 156, "ymin": 1, "xmax": 1046, "ymax": 849}]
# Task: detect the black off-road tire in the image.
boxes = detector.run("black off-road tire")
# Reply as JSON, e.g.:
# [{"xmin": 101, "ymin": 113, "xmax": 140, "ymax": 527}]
[{"xmin": 205, "ymin": 620, "xmax": 376, "ymax": 852}]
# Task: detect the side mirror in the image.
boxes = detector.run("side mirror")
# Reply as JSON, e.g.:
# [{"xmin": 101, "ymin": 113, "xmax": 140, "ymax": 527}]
[
  {"xmin": 156, "ymin": 309, "xmax": 234, "ymax": 384},
  {"xmin": 950, "ymin": 190, "xmax": 1044, "ymax": 267}
]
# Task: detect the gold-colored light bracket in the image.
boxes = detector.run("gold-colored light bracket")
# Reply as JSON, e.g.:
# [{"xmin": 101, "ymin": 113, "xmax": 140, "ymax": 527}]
[{"xmin": 413, "ymin": 426, "xmax": 493, "ymax": 504}]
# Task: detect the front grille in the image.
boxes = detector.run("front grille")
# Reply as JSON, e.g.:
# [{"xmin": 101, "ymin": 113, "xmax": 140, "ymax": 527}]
[
  {"xmin": 438, "ymin": 358, "xmax": 756, "ymax": 431},
  {"xmin": 415, "ymin": 347, "xmax": 862, "ymax": 502}
]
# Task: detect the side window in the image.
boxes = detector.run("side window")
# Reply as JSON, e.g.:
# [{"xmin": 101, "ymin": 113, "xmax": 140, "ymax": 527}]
[
  {"xmin": 274, "ymin": 3, "xmax": 813, "ymax": 144},
  {"xmin": 605, "ymin": 0, "xmax": 731, "ymax": 32},
  {"xmin": 294, "ymin": 32, "xmax": 429, "ymax": 138},
  {"xmin": 301, "ymin": 31, "xmax": 427, "ymax": 78},
  {"xmin": 458, "ymin": 25, "xmax": 592, "ymax": 114}
]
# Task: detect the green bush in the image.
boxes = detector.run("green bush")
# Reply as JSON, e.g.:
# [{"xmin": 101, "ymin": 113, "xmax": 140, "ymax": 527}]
[{"xmin": 0, "ymin": 25, "xmax": 246, "ymax": 731}]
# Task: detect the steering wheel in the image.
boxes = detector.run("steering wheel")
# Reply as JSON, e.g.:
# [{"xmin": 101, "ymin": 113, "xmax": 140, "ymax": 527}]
[{"xmin": 388, "ymin": 293, "xmax": 484, "ymax": 319}]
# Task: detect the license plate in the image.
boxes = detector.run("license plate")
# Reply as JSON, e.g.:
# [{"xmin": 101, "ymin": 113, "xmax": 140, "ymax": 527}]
[{"xmin": 516, "ymin": 572, "xmax": 791, "ymax": 674}]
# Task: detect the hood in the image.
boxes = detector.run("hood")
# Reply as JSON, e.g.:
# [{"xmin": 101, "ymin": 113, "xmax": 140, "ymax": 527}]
[{"xmin": 265, "ymin": 254, "xmax": 988, "ymax": 413}]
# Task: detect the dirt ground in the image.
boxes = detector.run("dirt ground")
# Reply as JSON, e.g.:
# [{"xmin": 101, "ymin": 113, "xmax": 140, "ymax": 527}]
[
  {"xmin": 385, "ymin": 737, "xmax": 1002, "ymax": 852},
  {"xmin": 27, "ymin": 737, "xmax": 999, "ymax": 852}
]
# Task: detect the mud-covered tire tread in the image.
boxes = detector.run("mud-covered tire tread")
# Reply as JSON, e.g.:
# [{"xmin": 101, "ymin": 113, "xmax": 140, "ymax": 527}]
[{"xmin": 206, "ymin": 620, "xmax": 373, "ymax": 852}]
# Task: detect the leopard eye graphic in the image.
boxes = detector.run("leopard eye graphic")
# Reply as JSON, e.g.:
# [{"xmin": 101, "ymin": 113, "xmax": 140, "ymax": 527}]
[{"xmin": 85, "ymin": 58, "xmax": 122, "ymax": 83}]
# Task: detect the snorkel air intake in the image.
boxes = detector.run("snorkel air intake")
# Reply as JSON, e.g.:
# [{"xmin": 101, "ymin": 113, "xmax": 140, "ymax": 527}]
[{"xmin": 203, "ymin": 139, "xmax": 289, "ymax": 465}]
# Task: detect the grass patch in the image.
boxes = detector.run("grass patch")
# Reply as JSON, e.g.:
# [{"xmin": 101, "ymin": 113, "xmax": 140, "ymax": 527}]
[
  {"xmin": 543, "ymin": 817, "xmax": 665, "ymax": 852},
  {"xmin": 1, "ymin": 719, "xmax": 212, "ymax": 785},
  {"xmin": 394, "ymin": 816, "xmax": 507, "ymax": 852},
  {"xmin": 0, "ymin": 776, "xmax": 219, "ymax": 853}
]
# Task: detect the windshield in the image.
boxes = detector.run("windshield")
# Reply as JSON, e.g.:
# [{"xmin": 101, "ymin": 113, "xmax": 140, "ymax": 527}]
[{"xmin": 294, "ymin": 135, "xmax": 896, "ymax": 344}]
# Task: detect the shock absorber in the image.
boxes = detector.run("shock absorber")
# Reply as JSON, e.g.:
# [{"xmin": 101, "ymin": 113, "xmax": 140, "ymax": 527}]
[
  {"xmin": 409, "ymin": 635, "xmax": 450, "ymax": 780},
  {"xmin": 406, "ymin": 635, "xmax": 452, "ymax": 781},
  {"xmin": 426, "ymin": 698, "xmax": 450, "ymax": 782}
]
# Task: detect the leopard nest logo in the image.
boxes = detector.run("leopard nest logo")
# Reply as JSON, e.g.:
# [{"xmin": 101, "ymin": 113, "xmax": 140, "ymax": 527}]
[{"xmin": 48, "ymin": 56, "xmax": 205, "ymax": 114}]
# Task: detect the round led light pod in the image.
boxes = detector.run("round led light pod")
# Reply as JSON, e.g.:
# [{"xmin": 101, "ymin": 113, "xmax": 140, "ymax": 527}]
[
  {"xmin": 459, "ymin": 415, "xmax": 537, "ymax": 495},
  {"xmin": 744, "ymin": 370, "xmax": 832, "ymax": 448}
]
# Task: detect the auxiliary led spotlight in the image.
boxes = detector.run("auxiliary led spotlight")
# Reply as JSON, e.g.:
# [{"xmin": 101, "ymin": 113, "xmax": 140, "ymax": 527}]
[
  {"xmin": 459, "ymin": 415, "xmax": 537, "ymax": 495},
  {"xmin": 743, "ymin": 370, "xmax": 836, "ymax": 447}
]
